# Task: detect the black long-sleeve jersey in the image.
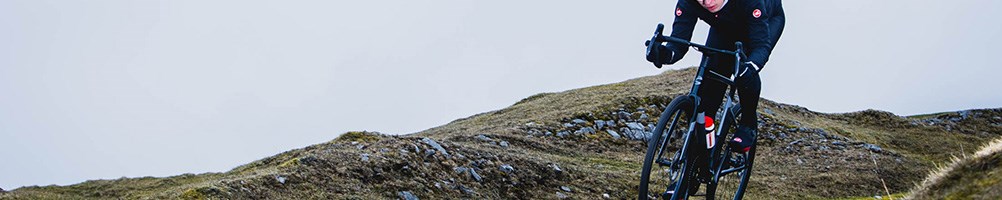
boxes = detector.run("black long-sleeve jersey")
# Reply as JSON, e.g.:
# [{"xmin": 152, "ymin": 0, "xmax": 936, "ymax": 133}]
[{"xmin": 666, "ymin": 0, "xmax": 785, "ymax": 70}]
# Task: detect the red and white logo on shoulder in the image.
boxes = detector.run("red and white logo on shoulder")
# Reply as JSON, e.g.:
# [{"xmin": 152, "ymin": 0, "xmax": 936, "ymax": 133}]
[
  {"xmin": 676, "ymin": 8, "xmax": 683, "ymax": 16},
  {"xmin": 752, "ymin": 9, "xmax": 762, "ymax": 18}
]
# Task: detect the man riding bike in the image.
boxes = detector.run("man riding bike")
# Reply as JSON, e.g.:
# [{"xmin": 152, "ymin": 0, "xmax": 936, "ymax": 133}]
[{"xmin": 647, "ymin": 0, "xmax": 785, "ymax": 155}]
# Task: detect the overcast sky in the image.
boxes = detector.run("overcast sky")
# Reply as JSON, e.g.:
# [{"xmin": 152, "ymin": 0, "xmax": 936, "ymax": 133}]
[{"xmin": 2, "ymin": 0, "xmax": 1000, "ymax": 190}]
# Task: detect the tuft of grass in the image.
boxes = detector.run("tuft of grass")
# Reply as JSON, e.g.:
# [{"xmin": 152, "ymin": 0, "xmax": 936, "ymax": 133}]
[
  {"xmin": 180, "ymin": 188, "xmax": 207, "ymax": 200},
  {"xmin": 335, "ymin": 131, "xmax": 382, "ymax": 143},
  {"xmin": 907, "ymin": 137, "xmax": 1002, "ymax": 200}
]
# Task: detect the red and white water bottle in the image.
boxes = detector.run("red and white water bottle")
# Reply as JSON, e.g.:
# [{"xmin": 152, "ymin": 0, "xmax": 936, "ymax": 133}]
[{"xmin": 704, "ymin": 115, "xmax": 715, "ymax": 149}]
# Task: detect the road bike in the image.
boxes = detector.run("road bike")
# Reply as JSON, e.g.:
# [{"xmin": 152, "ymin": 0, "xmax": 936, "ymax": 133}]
[{"xmin": 638, "ymin": 23, "xmax": 757, "ymax": 200}]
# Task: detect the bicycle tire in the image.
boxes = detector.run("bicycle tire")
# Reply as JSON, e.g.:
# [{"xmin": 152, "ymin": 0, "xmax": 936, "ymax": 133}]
[{"xmin": 638, "ymin": 96, "xmax": 695, "ymax": 200}]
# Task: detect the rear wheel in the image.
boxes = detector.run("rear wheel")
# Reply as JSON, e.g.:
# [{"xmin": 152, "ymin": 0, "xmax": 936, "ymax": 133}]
[
  {"xmin": 707, "ymin": 146, "xmax": 755, "ymax": 200},
  {"xmin": 707, "ymin": 105, "xmax": 756, "ymax": 200},
  {"xmin": 638, "ymin": 96, "xmax": 695, "ymax": 199}
]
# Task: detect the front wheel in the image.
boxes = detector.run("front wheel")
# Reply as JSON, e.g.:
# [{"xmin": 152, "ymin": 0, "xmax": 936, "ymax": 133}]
[{"xmin": 638, "ymin": 96, "xmax": 695, "ymax": 199}]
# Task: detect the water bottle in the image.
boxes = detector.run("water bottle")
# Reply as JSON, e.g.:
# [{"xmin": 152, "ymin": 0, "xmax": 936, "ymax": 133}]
[{"xmin": 704, "ymin": 115, "xmax": 715, "ymax": 149}]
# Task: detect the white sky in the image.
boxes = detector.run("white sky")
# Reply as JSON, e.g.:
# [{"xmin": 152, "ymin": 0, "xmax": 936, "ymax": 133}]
[{"xmin": 2, "ymin": 0, "xmax": 1000, "ymax": 189}]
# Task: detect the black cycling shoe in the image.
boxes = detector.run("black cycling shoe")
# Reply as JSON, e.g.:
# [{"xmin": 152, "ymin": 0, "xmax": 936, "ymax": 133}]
[{"xmin": 729, "ymin": 126, "xmax": 756, "ymax": 153}]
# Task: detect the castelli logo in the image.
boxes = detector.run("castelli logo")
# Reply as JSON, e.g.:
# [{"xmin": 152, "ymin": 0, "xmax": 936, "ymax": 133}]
[
  {"xmin": 752, "ymin": 9, "xmax": 762, "ymax": 18},
  {"xmin": 676, "ymin": 8, "xmax": 683, "ymax": 16}
]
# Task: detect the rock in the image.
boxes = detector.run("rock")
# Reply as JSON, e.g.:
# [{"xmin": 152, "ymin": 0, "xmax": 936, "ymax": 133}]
[
  {"xmin": 500, "ymin": 164, "xmax": 515, "ymax": 174},
  {"xmin": 557, "ymin": 131, "xmax": 570, "ymax": 137},
  {"xmin": 863, "ymin": 144, "xmax": 883, "ymax": 153},
  {"xmin": 635, "ymin": 131, "xmax": 648, "ymax": 140},
  {"xmin": 421, "ymin": 138, "xmax": 450, "ymax": 158},
  {"xmin": 629, "ymin": 130, "xmax": 646, "ymax": 141},
  {"xmin": 469, "ymin": 168, "xmax": 483, "ymax": 182},
  {"xmin": 550, "ymin": 163, "xmax": 563, "ymax": 174},
  {"xmin": 607, "ymin": 129, "xmax": 621, "ymax": 139},
  {"xmin": 572, "ymin": 119, "xmax": 588, "ymax": 124},
  {"xmin": 639, "ymin": 113, "xmax": 649, "ymax": 121},
  {"xmin": 454, "ymin": 167, "xmax": 469, "ymax": 174},
  {"xmin": 832, "ymin": 141, "xmax": 846, "ymax": 146},
  {"xmin": 476, "ymin": 134, "xmax": 493, "ymax": 142},
  {"xmin": 556, "ymin": 192, "xmax": 569, "ymax": 199},
  {"xmin": 626, "ymin": 122, "xmax": 646, "ymax": 131},
  {"xmin": 560, "ymin": 186, "xmax": 572, "ymax": 192},
  {"xmin": 398, "ymin": 191, "xmax": 419, "ymax": 200},
  {"xmin": 959, "ymin": 110, "xmax": 971, "ymax": 120},
  {"xmin": 424, "ymin": 149, "xmax": 436, "ymax": 158},
  {"xmin": 499, "ymin": 141, "xmax": 510, "ymax": 148},
  {"xmin": 763, "ymin": 108, "xmax": 775, "ymax": 116},
  {"xmin": 618, "ymin": 111, "xmax": 632, "ymax": 120},
  {"xmin": 274, "ymin": 175, "xmax": 286, "ymax": 184},
  {"xmin": 620, "ymin": 129, "xmax": 635, "ymax": 140},
  {"xmin": 563, "ymin": 123, "xmax": 575, "ymax": 128},
  {"xmin": 360, "ymin": 153, "xmax": 370, "ymax": 162},
  {"xmin": 603, "ymin": 193, "xmax": 611, "ymax": 199},
  {"xmin": 595, "ymin": 120, "xmax": 606, "ymax": 129},
  {"xmin": 575, "ymin": 127, "xmax": 596, "ymax": 135}
]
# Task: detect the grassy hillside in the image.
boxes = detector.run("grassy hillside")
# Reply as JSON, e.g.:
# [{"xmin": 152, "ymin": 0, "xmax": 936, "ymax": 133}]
[{"xmin": 2, "ymin": 67, "xmax": 1000, "ymax": 199}]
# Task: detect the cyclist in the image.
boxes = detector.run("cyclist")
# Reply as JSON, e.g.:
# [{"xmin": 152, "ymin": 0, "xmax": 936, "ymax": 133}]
[{"xmin": 647, "ymin": 0, "xmax": 785, "ymax": 154}]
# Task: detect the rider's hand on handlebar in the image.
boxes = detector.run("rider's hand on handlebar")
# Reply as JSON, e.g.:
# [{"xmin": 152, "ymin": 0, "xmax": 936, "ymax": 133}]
[
  {"xmin": 737, "ymin": 61, "xmax": 760, "ymax": 84},
  {"xmin": 645, "ymin": 44, "xmax": 673, "ymax": 68}
]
